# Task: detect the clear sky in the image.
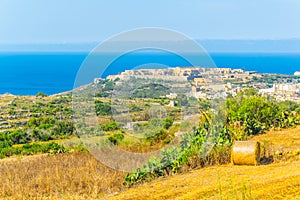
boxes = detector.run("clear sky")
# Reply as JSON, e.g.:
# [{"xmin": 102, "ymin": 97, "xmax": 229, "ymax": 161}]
[{"xmin": 1, "ymin": 0, "xmax": 300, "ymax": 44}]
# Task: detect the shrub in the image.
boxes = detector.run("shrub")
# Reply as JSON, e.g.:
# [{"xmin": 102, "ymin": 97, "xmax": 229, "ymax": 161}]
[
  {"xmin": 0, "ymin": 142, "xmax": 67, "ymax": 159},
  {"xmin": 129, "ymin": 104, "xmax": 143, "ymax": 112},
  {"xmin": 100, "ymin": 121, "xmax": 119, "ymax": 131},
  {"xmin": 108, "ymin": 133, "xmax": 124, "ymax": 145},
  {"xmin": 226, "ymin": 90, "xmax": 300, "ymax": 136},
  {"xmin": 95, "ymin": 100, "xmax": 115, "ymax": 116}
]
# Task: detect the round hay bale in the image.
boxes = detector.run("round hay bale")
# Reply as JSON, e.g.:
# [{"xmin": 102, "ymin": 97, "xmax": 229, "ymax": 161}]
[{"xmin": 232, "ymin": 140, "xmax": 260, "ymax": 166}]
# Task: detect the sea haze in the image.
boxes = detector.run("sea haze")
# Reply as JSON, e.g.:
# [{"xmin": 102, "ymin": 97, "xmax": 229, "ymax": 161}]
[{"xmin": 0, "ymin": 52, "xmax": 300, "ymax": 95}]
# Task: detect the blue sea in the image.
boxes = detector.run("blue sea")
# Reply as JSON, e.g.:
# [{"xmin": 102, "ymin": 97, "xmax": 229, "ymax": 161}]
[{"xmin": 0, "ymin": 52, "xmax": 300, "ymax": 95}]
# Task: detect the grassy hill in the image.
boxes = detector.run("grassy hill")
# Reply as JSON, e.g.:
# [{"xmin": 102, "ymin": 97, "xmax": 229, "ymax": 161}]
[
  {"xmin": 0, "ymin": 126, "xmax": 299, "ymax": 199},
  {"xmin": 111, "ymin": 159, "xmax": 300, "ymax": 199},
  {"xmin": 111, "ymin": 126, "xmax": 300, "ymax": 200},
  {"xmin": 0, "ymin": 82, "xmax": 299, "ymax": 199}
]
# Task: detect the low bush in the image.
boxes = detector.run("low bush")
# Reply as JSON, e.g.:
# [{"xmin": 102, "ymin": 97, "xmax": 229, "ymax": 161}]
[
  {"xmin": 100, "ymin": 121, "xmax": 119, "ymax": 131},
  {"xmin": 108, "ymin": 133, "xmax": 124, "ymax": 145},
  {"xmin": 0, "ymin": 142, "xmax": 67, "ymax": 159}
]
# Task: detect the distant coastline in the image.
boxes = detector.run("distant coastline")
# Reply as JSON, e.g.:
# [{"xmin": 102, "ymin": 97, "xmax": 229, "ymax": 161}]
[{"xmin": 0, "ymin": 52, "xmax": 299, "ymax": 96}]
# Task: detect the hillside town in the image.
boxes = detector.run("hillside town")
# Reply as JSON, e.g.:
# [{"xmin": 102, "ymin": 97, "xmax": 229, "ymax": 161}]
[{"xmin": 104, "ymin": 66, "xmax": 300, "ymax": 102}]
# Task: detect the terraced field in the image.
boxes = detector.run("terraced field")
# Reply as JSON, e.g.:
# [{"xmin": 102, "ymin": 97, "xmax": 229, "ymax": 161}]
[{"xmin": 0, "ymin": 94, "xmax": 73, "ymax": 132}]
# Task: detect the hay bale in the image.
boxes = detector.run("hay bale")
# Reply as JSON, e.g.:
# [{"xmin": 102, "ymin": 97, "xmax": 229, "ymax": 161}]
[{"xmin": 232, "ymin": 140, "xmax": 260, "ymax": 166}]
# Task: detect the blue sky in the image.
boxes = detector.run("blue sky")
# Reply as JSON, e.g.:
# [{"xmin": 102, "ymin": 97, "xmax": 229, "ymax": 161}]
[{"xmin": 1, "ymin": 0, "xmax": 300, "ymax": 44}]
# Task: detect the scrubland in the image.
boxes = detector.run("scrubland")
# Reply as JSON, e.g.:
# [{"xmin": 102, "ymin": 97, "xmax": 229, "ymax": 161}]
[{"xmin": 0, "ymin": 126, "xmax": 299, "ymax": 199}]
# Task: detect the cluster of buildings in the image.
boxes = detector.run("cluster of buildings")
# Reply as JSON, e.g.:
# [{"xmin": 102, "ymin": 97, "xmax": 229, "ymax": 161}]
[
  {"xmin": 107, "ymin": 67, "xmax": 260, "ymax": 83},
  {"xmin": 103, "ymin": 67, "xmax": 300, "ymax": 102},
  {"xmin": 106, "ymin": 67, "xmax": 260, "ymax": 98},
  {"xmin": 259, "ymin": 83, "xmax": 300, "ymax": 102}
]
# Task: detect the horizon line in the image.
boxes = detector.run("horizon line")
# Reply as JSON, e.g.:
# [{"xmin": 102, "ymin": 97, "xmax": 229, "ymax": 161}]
[{"xmin": 2, "ymin": 38, "xmax": 300, "ymax": 45}]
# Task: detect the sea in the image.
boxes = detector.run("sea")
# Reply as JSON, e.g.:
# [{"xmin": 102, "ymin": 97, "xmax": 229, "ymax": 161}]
[{"xmin": 0, "ymin": 52, "xmax": 300, "ymax": 96}]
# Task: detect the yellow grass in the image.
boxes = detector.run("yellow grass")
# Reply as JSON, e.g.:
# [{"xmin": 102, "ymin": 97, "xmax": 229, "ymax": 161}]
[
  {"xmin": 111, "ymin": 126, "xmax": 300, "ymax": 200},
  {"xmin": 0, "ymin": 152, "xmax": 125, "ymax": 199},
  {"xmin": 110, "ymin": 159, "xmax": 300, "ymax": 200},
  {"xmin": 253, "ymin": 126, "xmax": 300, "ymax": 152},
  {"xmin": 0, "ymin": 126, "xmax": 299, "ymax": 199}
]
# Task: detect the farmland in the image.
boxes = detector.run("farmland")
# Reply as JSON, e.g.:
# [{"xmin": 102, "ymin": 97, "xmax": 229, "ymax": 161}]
[
  {"xmin": 0, "ymin": 126, "xmax": 299, "ymax": 199},
  {"xmin": 111, "ymin": 126, "xmax": 300, "ymax": 200},
  {"xmin": 0, "ymin": 77, "xmax": 300, "ymax": 199}
]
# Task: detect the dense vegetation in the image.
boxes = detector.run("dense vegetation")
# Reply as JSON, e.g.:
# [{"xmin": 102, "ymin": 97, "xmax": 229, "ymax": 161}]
[
  {"xmin": 95, "ymin": 80, "xmax": 115, "ymax": 97},
  {"xmin": 0, "ymin": 142, "xmax": 67, "ymax": 159},
  {"xmin": 0, "ymin": 95, "xmax": 78, "ymax": 158},
  {"xmin": 124, "ymin": 89, "xmax": 300, "ymax": 186},
  {"xmin": 0, "ymin": 117, "xmax": 75, "ymax": 147},
  {"xmin": 226, "ymin": 89, "xmax": 300, "ymax": 138},
  {"xmin": 132, "ymin": 83, "xmax": 171, "ymax": 98},
  {"xmin": 95, "ymin": 100, "xmax": 115, "ymax": 116}
]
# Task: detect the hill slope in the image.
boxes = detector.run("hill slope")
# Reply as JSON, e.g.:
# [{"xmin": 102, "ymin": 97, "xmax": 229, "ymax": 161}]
[{"xmin": 111, "ymin": 126, "xmax": 300, "ymax": 200}]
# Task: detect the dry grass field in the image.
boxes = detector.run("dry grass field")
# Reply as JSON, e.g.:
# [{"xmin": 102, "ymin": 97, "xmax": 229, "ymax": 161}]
[
  {"xmin": 111, "ymin": 126, "xmax": 300, "ymax": 200},
  {"xmin": 0, "ymin": 126, "xmax": 299, "ymax": 199},
  {"xmin": 254, "ymin": 126, "xmax": 300, "ymax": 152},
  {"xmin": 111, "ymin": 158, "xmax": 300, "ymax": 200},
  {"xmin": 0, "ymin": 152, "xmax": 125, "ymax": 200}
]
